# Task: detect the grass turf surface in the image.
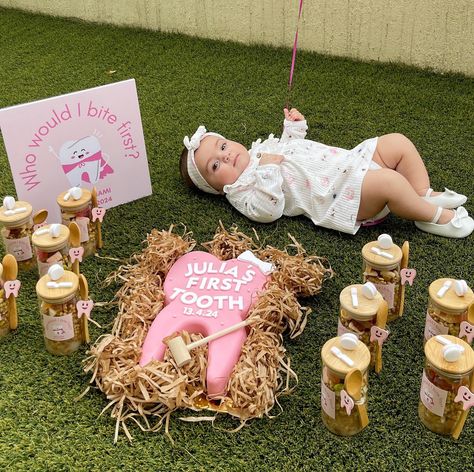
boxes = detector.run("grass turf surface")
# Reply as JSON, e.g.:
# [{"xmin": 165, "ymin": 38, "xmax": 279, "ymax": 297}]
[{"xmin": 0, "ymin": 7, "xmax": 473, "ymax": 471}]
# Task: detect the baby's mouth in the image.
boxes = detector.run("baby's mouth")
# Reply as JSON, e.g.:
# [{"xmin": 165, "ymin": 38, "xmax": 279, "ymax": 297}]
[{"xmin": 233, "ymin": 154, "xmax": 239, "ymax": 167}]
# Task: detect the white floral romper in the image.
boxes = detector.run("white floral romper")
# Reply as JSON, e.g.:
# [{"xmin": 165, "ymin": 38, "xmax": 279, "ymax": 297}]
[{"xmin": 223, "ymin": 119, "xmax": 378, "ymax": 234}]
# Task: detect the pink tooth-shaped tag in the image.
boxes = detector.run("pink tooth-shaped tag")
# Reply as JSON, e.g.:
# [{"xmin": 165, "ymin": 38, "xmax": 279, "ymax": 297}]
[
  {"xmin": 454, "ymin": 386, "xmax": 474, "ymax": 410},
  {"xmin": 400, "ymin": 268, "xmax": 417, "ymax": 286},
  {"xmin": 4, "ymin": 280, "xmax": 21, "ymax": 298},
  {"xmin": 370, "ymin": 325, "xmax": 389, "ymax": 346},
  {"xmin": 69, "ymin": 246, "xmax": 84, "ymax": 263},
  {"xmin": 92, "ymin": 207, "xmax": 106, "ymax": 223},
  {"xmin": 459, "ymin": 321, "xmax": 474, "ymax": 344},
  {"xmin": 340, "ymin": 389, "xmax": 355, "ymax": 415},
  {"xmin": 76, "ymin": 299, "xmax": 94, "ymax": 319}
]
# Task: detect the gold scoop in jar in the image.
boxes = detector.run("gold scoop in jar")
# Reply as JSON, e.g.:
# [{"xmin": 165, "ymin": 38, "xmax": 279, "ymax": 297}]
[
  {"xmin": 2, "ymin": 254, "xmax": 19, "ymax": 330},
  {"xmin": 69, "ymin": 222, "xmax": 81, "ymax": 276},
  {"xmin": 345, "ymin": 368, "xmax": 369, "ymax": 429}
]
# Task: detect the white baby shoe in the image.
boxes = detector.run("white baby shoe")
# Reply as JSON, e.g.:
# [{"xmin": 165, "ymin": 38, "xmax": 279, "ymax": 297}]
[
  {"xmin": 415, "ymin": 206, "xmax": 474, "ymax": 238},
  {"xmin": 423, "ymin": 188, "xmax": 467, "ymax": 209}
]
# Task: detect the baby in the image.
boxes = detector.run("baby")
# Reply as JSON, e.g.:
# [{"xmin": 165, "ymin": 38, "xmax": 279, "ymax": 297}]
[{"xmin": 180, "ymin": 109, "xmax": 473, "ymax": 238}]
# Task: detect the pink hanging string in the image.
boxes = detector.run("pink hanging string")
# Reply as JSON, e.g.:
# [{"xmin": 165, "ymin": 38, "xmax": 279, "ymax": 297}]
[{"xmin": 286, "ymin": 0, "xmax": 304, "ymax": 109}]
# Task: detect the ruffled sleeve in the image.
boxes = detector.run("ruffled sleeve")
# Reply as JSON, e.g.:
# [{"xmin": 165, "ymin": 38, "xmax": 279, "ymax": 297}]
[
  {"xmin": 280, "ymin": 119, "xmax": 308, "ymax": 142},
  {"xmin": 224, "ymin": 162, "xmax": 285, "ymax": 223}
]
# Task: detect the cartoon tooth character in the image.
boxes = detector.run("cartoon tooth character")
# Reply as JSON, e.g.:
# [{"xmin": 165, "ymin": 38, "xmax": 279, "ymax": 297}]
[{"xmin": 51, "ymin": 136, "xmax": 114, "ymax": 187}]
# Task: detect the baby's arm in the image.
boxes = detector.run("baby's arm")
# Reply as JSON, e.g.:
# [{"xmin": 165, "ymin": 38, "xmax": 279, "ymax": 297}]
[
  {"xmin": 225, "ymin": 165, "xmax": 285, "ymax": 223},
  {"xmin": 281, "ymin": 108, "xmax": 308, "ymax": 141}
]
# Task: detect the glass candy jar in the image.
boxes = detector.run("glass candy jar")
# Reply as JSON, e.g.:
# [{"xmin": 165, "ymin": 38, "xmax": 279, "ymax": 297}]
[
  {"xmin": 362, "ymin": 237, "xmax": 409, "ymax": 322},
  {"xmin": 56, "ymin": 189, "xmax": 96, "ymax": 257},
  {"xmin": 424, "ymin": 279, "xmax": 474, "ymax": 345},
  {"xmin": 32, "ymin": 224, "xmax": 71, "ymax": 277},
  {"xmin": 418, "ymin": 335, "xmax": 474, "ymax": 437},
  {"xmin": 36, "ymin": 267, "xmax": 82, "ymax": 355},
  {"xmin": 338, "ymin": 284, "xmax": 389, "ymax": 372},
  {"xmin": 0, "ymin": 199, "xmax": 36, "ymax": 271},
  {"xmin": 321, "ymin": 335, "xmax": 371, "ymax": 436}
]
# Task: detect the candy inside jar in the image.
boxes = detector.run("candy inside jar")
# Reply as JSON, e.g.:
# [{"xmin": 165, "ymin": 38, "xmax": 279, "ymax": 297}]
[
  {"xmin": 36, "ymin": 265, "xmax": 83, "ymax": 355},
  {"xmin": 418, "ymin": 335, "xmax": 474, "ymax": 437},
  {"xmin": 32, "ymin": 224, "xmax": 71, "ymax": 277},
  {"xmin": 56, "ymin": 188, "xmax": 96, "ymax": 258},
  {"xmin": 361, "ymin": 237, "xmax": 408, "ymax": 322},
  {"xmin": 320, "ymin": 335, "xmax": 371, "ymax": 436},
  {"xmin": 0, "ymin": 198, "xmax": 36, "ymax": 272},
  {"xmin": 424, "ymin": 279, "xmax": 474, "ymax": 345}
]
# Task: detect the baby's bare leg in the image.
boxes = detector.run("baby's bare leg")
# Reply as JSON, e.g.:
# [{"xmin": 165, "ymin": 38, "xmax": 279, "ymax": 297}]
[
  {"xmin": 371, "ymin": 133, "xmax": 432, "ymax": 195},
  {"xmin": 358, "ymin": 169, "xmax": 453, "ymax": 223}
]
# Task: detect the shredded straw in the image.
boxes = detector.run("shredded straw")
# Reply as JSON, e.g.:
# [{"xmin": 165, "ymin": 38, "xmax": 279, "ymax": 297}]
[{"xmin": 84, "ymin": 224, "xmax": 333, "ymax": 442}]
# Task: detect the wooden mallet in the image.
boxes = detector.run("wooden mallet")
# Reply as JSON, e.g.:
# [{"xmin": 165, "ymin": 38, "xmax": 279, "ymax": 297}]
[{"xmin": 166, "ymin": 318, "xmax": 256, "ymax": 367}]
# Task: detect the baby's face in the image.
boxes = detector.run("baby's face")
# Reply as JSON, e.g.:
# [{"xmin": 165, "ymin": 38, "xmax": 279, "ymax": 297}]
[{"xmin": 194, "ymin": 136, "xmax": 250, "ymax": 192}]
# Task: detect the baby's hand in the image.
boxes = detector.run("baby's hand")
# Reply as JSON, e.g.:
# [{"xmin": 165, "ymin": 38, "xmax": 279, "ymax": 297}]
[
  {"xmin": 258, "ymin": 153, "xmax": 284, "ymax": 166},
  {"xmin": 284, "ymin": 107, "xmax": 305, "ymax": 121}
]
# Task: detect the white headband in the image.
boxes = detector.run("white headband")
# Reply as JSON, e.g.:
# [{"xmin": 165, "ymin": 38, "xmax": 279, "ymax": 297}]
[{"xmin": 183, "ymin": 125, "xmax": 224, "ymax": 195}]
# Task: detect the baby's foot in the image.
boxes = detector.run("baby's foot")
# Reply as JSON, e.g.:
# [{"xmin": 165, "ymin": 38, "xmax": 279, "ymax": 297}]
[
  {"xmin": 415, "ymin": 207, "xmax": 474, "ymax": 238},
  {"xmin": 437, "ymin": 209, "xmax": 455, "ymax": 225},
  {"xmin": 422, "ymin": 188, "xmax": 467, "ymax": 209}
]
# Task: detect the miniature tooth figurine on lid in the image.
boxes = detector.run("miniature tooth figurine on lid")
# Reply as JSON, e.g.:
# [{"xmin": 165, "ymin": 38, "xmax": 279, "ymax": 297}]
[
  {"xmin": 56, "ymin": 187, "xmax": 105, "ymax": 257},
  {"xmin": 361, "ymin": 234, "xmax": 414, "ymax": 322},
  {"xmin": 418, "ymin": 335, "xmax": 474, "ymax": 439},
  {"xmin": 424, "ymin": 278, "xmax": 474, "ymax": 345},
  {"xmin": 338, "ymin": 283, "xmax": 389, "ymax": 373},
  {"xmin": 36, "ymin": 264, "xmax": 84, "ymax": 355},
  {"xmin": 320, "ymin": 334, "xmax": 371, "ymax": 436},
  {"xmin": 32, "ymin": 223, "xmax": 71, "ymax": 277},
  {"xmin": 0, "ymin": 196, "xmax": 36, "ymax": 271}
]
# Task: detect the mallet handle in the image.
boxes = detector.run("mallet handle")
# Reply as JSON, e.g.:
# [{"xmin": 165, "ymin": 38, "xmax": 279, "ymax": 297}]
[{"xmin": 187, "ymin": 318, "xmax": 254, "ymax": 350}]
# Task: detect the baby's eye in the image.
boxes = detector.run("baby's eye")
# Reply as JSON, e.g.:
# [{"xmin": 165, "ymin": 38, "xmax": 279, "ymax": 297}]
[
  {"xmin": 212, "ymin": 160, "xmax": 220, "ymax": 171},
  {"xmin": 221, "ymin": 143, "xmax": 226, "ymax": 151}
]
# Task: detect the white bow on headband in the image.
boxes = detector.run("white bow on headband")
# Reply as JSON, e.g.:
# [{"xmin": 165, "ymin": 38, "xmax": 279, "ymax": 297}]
[
  {"xmin": 183, "ymin": 125, "xmax": 223, "ymax": 195},
  {"xmin": 183, "ymin": 126, "xmax": 207, "ymax": 152}
]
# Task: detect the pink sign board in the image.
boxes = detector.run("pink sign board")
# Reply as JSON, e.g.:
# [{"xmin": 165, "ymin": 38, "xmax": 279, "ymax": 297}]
[{"xmin": 0, "ymin": 79, "xmax": 151, "ymax": 220}]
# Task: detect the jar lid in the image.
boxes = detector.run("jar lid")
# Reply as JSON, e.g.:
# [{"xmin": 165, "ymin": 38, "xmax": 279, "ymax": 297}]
[
  {"xmin": 429, "ymin": 278, "xmax": 474, "ymax": 312},
  {"xmin": 321, "ymin": 336, "xmax": 371, "ymax": 376},
  {"xmin": 36, "ymin": 270, "xmax": 79, "ymax": 303},
  {"xmin": 362, "ymin": 241, "xmax": 403, "ymax": 267},
  {"xmin": 0, "ymin": 201, "xmax": 33, "ymax": 226},
  {"xmin": 340, "ymin": 284, "xmax": 384, "ymax": 319},
  {"xmin": 32, "ymin": 224, "xmax": 70, "ymax": 251},
  {"xmin": 425, "ymin": 335, "xmax": 474, "ymax": 375},
  {"xmin": 56, "ymin": 188, "xmax": 91, "ymax": 210}
]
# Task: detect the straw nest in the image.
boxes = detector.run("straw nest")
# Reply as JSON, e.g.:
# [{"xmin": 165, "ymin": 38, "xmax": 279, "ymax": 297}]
[{"xmin": 84, "ymin": 223, "xmax": 333, "ymax": 441}]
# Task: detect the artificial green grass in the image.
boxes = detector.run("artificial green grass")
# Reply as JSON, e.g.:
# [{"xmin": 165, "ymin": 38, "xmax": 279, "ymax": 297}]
[{"xmin": 0, "ymin": 6, "xmax": 473, "ymax": 471}]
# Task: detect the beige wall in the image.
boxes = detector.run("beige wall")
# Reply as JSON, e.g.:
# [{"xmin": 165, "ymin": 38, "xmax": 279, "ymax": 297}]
[{"xmin": 1, "ymin": 0, "xmax": 473, "ymax": 76}]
